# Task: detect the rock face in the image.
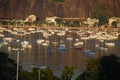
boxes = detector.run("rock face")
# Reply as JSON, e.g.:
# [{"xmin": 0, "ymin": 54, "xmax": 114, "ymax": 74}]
[{"xmin": 0, "ymin": 0, "xmax": 120, "ymax": 19}]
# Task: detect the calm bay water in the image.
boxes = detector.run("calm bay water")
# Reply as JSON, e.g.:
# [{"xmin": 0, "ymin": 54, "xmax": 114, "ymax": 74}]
[{"xmin": 1, "ymin": 27, "xmax": 120, "ymax": 78}]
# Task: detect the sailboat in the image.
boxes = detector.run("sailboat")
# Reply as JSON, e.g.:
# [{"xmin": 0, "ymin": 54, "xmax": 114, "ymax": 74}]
[{"xmin": 57, "ymin": 29, "xmax": 67, "ymax": 52}]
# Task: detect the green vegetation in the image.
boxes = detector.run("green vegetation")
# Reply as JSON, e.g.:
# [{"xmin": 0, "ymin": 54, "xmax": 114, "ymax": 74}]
[
  {"xmin": 55, "ymin": 18, "xmax": 62, "ymax": 27},
  {"xmin": 21, "ymin": 67, "xmax": 59, "ymax": 80},
  {"xmin": 55, "ymin": 18, "xmax": 81, "ymax": 27},
  {"xmin": 76, "ymin": 54, "xmax": 120, "ymax": 80},
  {"xmin": 91, "ymin": 4, "xmax": 109, "ymax": 26},
  {"xmin": 1, "ymin": 52, "xmax": 120, "ymax": 80},
  {"xmin": 21, "ymin": 66, "xmax": 76, "ymax": 80},
  {"xmin": 0, "ymin": 52, "xmax": 17, "ymax": 80},
  {"xmin": 61, "ymin": 66, "xmax": 76, "ymax": 80},
  {"xmin": 72, "ymin": 21, "xmax": 80, "ymax": 27},
  {"xmin": 0, "ymin": 52, "xmax": 76, "ymax": 80}
]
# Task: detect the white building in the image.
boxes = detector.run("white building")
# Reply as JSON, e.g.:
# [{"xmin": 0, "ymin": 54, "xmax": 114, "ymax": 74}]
[
  {"xmin": 109, "ymin": 17, "xmax": 120, "ymax": 27},
  {"xmin": 45, "ymin": 16, "xmax": 58, "ymax": 24},
  {"xmin": 87, "ymin": 18, "xmax": 99, "ymax": 26},
  {"xmin": 109, "ymin": 17, "xmax": 117, "ymax": 24},
  {"xmin": 117, "ymin": 19, "xmax": 120, "ymax": 27},
  {"xmin": 25, "ymin": 15, "xmax": 36, "ymax": 22}
]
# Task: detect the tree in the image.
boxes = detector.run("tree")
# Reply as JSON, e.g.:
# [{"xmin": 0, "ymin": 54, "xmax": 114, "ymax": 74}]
[
  {"xmin": 61, "ymin": 66, "xmax": 76, "ymax": 80},
  {"xmin": 84, "ymin": 59, "xmax": 99, "ymax": 80},
  {"xmin": 2, "ymin": 20, "xmax": 9, "ymax": 25},
  {"xmin": 40, "ymin": 69, "xmax": 60, "ymax": 80},
  {"xmin": 76, "ymin": 54, "xmax": 120, "ymax": 80},
  {"xmin": 75, "ymin": 71, "xmax": 88, "ymax": 80},
  {"xmin": 20, "ymin": 70, "xmax": 31, "ymax": 80},
  {"xmin": 72, "ymin": 21, "xmax": 80, "ymax": 27},
  {"xmin": 55, "ymin": 18, "xmax": 62, "ymax": 27},
  {"xmin": 21, "ymin": 67, "xmax": 60, "ymax": 80},
  {"xmin": 0, "ymin": 52, "xmax": 17, "ymax": 80},
  {"xmin": 98, "ymin": 16, "xmax": 108, "ymax": 26},
  {"xmin": 91, "ymin": 4, "xmax": 109, "ymax": 26},
  {"xmin": 99, "ymin": 54, "xmax": 120, "ymax": 80},
  {"xmin": 62, "ymin": 21, "xmax": 70, "ymax": 27}
]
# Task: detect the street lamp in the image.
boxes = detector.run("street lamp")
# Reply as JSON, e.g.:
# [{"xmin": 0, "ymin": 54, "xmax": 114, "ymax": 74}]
[
  {"xmin": 12, "ymin": 44, "xmax": 24, "ymax": 80},
  {"xmin": 12, "ymin": 48, "xmax": 24, "ymax": 80},
  {"xmin": 38, "ymin": 66, "xmax": 49, "ymax": 80},
  {"xmin": 31, "ymin": 65, "xmax": 49, "ymax": 80}
]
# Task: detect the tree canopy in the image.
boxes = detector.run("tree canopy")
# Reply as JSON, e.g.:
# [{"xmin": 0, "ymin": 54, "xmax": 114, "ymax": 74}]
[
  {"xmin": 91, "ymin": 4, "xmax": 109, "ymax": 26},
  {"xmin": 55, "ymin": 18, "xmax": 62, "ymax": 27},
  {"xmin": 0, "ymin": 52, "xmax": 17, "ymax": 80},
  {"xmin": 76, "ymin": 54, "xmax": 120, "ymax": 80},
  {"xmin": 1, "ymin": 51, "xmax": 120, "ymax": 80}
]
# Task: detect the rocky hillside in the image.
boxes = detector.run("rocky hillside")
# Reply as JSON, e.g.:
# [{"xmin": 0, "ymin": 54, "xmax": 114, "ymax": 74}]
[{"xmin": 0, "ymin": 0, "xmax": 120, "ymax": 19}]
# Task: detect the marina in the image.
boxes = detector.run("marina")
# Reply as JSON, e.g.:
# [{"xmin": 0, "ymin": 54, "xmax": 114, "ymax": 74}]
[{"xmin": 0, "ymin": 25, "xmax": 120, "ymax": 77}]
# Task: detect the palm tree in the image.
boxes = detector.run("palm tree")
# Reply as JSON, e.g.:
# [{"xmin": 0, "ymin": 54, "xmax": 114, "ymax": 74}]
[
  {"xmin": 72, "ymin": 21, "xmax": 80, "ymax": 27},
  {"xmin": 0, "ymin": 52, "xmax": 18, "ymax": 80},
  {"xmin": 61, "ymin": 66, "xmax": 76, "ymax": 80},
  {"xmin": 55, "ymin": 18, "xmax": 62, "ymax": 27}
]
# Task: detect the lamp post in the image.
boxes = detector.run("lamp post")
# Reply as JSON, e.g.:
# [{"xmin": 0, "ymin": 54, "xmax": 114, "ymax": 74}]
[
  {"xmin": 12, "ymin": 39, "xmax": 24, "ymax": 80},
  {"xmin": 12, "ymin": 48, "xmax": 24, "ymax": 80},
  {"xmin": 38, "ymin": 69, "xmax": 40, "ymax": 80},
  {"xmin": 38, "ymin": 66, "xmax": 49, "ymax": 80},
  {"xmin": 31, "ymin": 65, "xmax": 49, "ymax": 80},
  {"xmin": 16, "ymin": 48, "xmax": 19, "ymax": 80}
]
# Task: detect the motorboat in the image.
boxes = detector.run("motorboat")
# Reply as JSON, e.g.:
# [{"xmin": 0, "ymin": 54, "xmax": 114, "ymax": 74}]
[
  {"xmin": 48, "ymin": 47, "xmax": 53, "ymax": 53},
  {"xmin": 58, "ymin": 44, "xmax": 67, "ymax": 51},
  {"xmin": 105, "ymin": 42, "xmax": 115, "ymax": 47},
  {"xmin": 84, "ymin": 50, "xmax": 95, "ymax": 55},
  {"xmin": 75, "ymin": 46, "xmax": 82, "ymax": 50},
  {"xmin": 21, "ymin": 41, "xmax": 29, "ymax": 48}
]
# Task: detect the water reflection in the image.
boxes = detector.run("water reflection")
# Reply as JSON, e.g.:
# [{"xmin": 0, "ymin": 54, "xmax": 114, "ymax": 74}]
[{"xmin": 0, "ymin": 27, "xmax": 120, "ymax": 76}]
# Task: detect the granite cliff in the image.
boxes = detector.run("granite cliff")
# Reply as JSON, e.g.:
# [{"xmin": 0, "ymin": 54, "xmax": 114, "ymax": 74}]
[{"xmin": 0, "ymin": 0, "xmax": 120, "ymax": 19}]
